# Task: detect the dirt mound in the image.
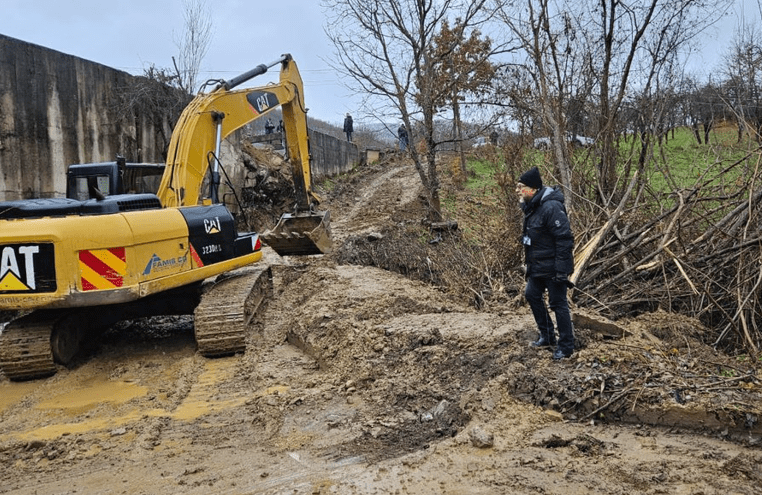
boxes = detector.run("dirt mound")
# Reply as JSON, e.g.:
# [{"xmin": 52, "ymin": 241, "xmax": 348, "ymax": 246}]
[
  {"xmin": 1, "ymin": 150, "xmax": 761, "ymax": 494},
  {"xmin": 237, "ymin": 142, "xmax": 297, "ymax": 232},
  {"xmin": 276, "ymin": 261, "xmax": 761, "ymax": 444}
]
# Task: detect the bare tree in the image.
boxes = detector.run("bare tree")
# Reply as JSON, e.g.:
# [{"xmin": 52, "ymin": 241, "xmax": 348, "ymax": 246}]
[
  {"xmin": 323, "ymin": 0, "xmax": 494, "ymax": 221},
  {"xmin": 494, "ymin": 0, "xmax": 734, "ymax": 204},
  {"xmin": 174, "ymin": 0, "xmax": 213, "ymax": 94},
  {"xmin": 113, "ymin": 66, "xmax": 192, "ymax": 162},
  {"xmin": 593, "ymin": 0, "xmax": 735, "ymax": 199},
  {"xmin": 494, "ymin": 1, "xmax": 591, "ymax": 203},
  {"xmin": 723, "ymin": 22, "xmax": 762, "ymax": 143}
]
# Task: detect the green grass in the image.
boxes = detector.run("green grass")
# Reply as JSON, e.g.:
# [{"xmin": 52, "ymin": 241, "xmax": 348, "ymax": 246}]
[
  {"xmin": 441, "ymin": 190, "xmax": 457, "ymax": 215},
  {"xmin": 464, "ymin": 159, "xmax": 497, "ymax": 192},
  {"xmin": 616, "ymin": 126, "xmax": 754, "ymax": 193},
  {"xmin": 448, "ymin": 125, "xmax": 762, "ymax": 239}
]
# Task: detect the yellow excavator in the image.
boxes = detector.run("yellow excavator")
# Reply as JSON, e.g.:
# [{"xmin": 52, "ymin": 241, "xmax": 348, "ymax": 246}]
[{"xmin": 0, "ymin": 54, "xmax": 331, "ymax": 380}]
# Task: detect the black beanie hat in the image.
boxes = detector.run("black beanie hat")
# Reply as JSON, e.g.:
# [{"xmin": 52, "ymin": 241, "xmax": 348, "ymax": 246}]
[{"xmin": 519, "ymin": 167, "xmax": 542, "ymax": 189}]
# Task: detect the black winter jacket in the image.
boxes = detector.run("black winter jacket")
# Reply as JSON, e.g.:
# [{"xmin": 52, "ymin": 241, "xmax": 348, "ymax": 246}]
[{"xmin": 521, "ymin": 186, "xmax": 574, "ymax": 278}]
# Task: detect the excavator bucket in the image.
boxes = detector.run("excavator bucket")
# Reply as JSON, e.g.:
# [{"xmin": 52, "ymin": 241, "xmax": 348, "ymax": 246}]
[{"xmin": 262, "ymin": 210, "xmax": 332, "ymax": 256}]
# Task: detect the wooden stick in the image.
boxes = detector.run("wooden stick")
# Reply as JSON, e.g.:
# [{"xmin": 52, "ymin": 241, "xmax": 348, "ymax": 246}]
[{"xmin": 571, "ymin": 171, "xmax": 639, "ymax": 287}]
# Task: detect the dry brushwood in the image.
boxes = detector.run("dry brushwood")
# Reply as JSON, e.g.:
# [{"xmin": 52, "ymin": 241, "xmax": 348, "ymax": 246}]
[{"xmin": 571, "ymin": 148, "xmax": 762, "ymax": 355}]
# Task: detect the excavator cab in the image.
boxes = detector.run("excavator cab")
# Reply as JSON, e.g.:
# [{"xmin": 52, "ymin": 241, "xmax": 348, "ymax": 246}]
[{"xmin": 67, "ymin": 158, "xmax": 165, "ymax": 199}]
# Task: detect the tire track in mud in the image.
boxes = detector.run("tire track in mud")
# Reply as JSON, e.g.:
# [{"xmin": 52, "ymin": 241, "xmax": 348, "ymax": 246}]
[
  {"xmin": 0, "ymin": 334, "xmax": 267, "ymax": 493},
  {"xmin": 0, "ymin": 322, "xmax": 265, "ymax": 449},
  {"xmin": 0, "ymin": 336, "xmax": 202, "ymax": 441}
]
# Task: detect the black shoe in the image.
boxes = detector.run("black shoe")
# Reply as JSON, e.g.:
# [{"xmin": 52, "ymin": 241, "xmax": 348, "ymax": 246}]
[
  {"xmin": 531, "ymin": 337, "xmax": 556, "ymax": 348},
  {"xmin": 552, "ymin": 349, "xmax": 573, "ymax": 360}
]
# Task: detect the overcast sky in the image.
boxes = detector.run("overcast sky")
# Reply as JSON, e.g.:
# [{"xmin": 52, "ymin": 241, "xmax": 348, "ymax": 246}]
[
  {"xmin": 1, "ymin": 0, "xmax": 759, "ymax": 125},
  {"xmin": 1, "ymin": 0, "xmax": 356, "ymax": 124}
]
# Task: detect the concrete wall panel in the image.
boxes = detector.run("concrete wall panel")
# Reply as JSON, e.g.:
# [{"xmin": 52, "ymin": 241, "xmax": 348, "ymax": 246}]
[
  {"xmin": 310, "ymin": 129, "xmax": 359, "ymax": 178},
  {"xmin": 0, "ymin": 34, "xmax": 167, "ymax": 200}
]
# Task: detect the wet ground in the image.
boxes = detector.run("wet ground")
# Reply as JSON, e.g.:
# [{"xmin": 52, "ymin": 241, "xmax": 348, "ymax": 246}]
[{"xmin": 1, "ymin": 156, "xmax": 760, "ymax": 494}]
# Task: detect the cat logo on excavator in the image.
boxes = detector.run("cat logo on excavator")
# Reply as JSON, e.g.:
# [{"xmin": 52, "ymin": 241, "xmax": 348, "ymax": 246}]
[{"xmin": 0, "ymin": 244, "xmax": 55, "ymax": 293}]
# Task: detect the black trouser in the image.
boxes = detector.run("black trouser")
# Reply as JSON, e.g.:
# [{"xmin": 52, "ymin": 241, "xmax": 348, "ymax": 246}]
[{"xmin": 525, "ymin": 276, "xmax": 574, "ymax": 353}]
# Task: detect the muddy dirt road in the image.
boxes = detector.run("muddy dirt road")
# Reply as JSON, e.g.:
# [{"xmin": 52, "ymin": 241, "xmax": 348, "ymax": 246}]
[{"xmin": 1, "ymin": 155, "xmax": 761, "ymax": 494}]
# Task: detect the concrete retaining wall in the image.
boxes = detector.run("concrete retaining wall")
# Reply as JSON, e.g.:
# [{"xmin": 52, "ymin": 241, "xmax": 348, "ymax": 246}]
[
  {"xmin": 0, "ymin": 34, "xmax": 171, "ymax": 201},
  {"xmin": 310, "ymin": 129, "xmax": 359, "ymax": 178}
]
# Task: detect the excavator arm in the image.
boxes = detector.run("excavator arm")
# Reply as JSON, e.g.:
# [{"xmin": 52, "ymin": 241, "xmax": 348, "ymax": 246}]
[
  {"xmin": 156, "ymin": 55, "xmax": 330, "ymax": 256},
  {"xmin": 158, "ymin": 54, "xmax": 316, "ymax": 210}
]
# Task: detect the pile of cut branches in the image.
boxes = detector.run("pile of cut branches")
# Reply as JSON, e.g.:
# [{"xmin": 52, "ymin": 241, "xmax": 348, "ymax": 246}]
[{"xmin": 571, "ymin": 148, "xmax": 762, "ymax": 355}]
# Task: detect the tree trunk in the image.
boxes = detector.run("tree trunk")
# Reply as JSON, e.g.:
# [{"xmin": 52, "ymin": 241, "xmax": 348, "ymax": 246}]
[
  {"xmin": 426, "ymin": 148, "xmax": 443, "ymax": 221},
  {"xmin": 550, "ymin": 126, "xmax": 573, "ymax": 208},
  {"xmin": 453, "ymin": 98, "xmax": 467, "ymax": 184},
  {"xmin": 691, "ymin": 122, "xmax": 702, "ymax": 145}
]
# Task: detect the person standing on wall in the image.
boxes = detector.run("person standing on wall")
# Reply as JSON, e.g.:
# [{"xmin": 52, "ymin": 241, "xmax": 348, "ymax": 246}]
[
  {"xmin": 516, "ymin": 166, "xmax": 576, "ymax": 360},
  {"xmin": 343, "ymin": 113, "xmax": 354, "ymax": 142},
  {"xmin": 398, "ymin": 123, "xmax": 408, "ymax": 151},
  {"xmin": 276, "ymin": 119, "xmax": 285, "ymax": 149}
]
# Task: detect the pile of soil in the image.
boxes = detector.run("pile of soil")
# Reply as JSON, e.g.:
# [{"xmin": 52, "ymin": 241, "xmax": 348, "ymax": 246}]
[{"xmin": 0, "ymin": 151, "xmax": 760, "ymax": 494}]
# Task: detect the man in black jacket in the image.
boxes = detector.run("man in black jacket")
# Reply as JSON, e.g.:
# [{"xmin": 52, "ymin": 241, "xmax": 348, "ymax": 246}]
[
  {"xmin": 517, "ymin": 167, "xmax": 575, "ymax": 360},
  {"xmin": 398, "ymin": 123, "xmax": 408, "ymax": 151}
]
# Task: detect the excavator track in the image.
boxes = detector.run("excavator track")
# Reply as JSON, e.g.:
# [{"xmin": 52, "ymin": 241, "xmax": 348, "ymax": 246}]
[
  {"xmin": 0, "ymin": 312, "xmax": 59, "ymax": 381},
  {"xmin": 194, "ymin": 265, "xmax": 273, "ymax": 357}
]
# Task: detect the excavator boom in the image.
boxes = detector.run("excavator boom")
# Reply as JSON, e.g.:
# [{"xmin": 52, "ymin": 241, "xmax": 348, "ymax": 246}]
[{"xmin": 157, "ymin": 54, "xmax": 331, "ymax": 256}]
